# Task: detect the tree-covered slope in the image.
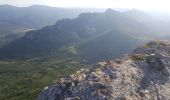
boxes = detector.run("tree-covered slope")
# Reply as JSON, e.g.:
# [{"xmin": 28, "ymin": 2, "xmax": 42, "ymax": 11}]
[
  {"xmin": 0, "ymin": 9, "xmax": 153, "ymax": 60},
  {"xmin": 79, "ymin": 29, "xmax": 145, "ymax": 63},
  {"xmin": 0, "ymin": 5, "xmax": 104, "ymax": 48}
]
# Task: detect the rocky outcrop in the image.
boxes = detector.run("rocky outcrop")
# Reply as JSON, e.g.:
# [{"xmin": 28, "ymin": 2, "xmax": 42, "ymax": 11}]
[{"xmin": 38, "ymin": 41, "xmax": 170, "ymax": 100}]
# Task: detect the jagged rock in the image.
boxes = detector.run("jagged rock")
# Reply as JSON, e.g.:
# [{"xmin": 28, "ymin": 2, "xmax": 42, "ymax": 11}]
[
  {"xmin": 146, "ymin": 54, "xmax": 166, "ymax": 71},
  {"xmin": 38, "ymin": 41, "xmax": 170, "ymax": 100},
  {"xmin": 115, "ymin": 59, "xmax": 123, "ymax": 64}
]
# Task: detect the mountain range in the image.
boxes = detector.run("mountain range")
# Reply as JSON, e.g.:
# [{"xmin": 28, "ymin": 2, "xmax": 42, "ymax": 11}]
[
  {"xmin": 0, "ymin": 5, "xmax": 105, "ymax": 47},
  {"xmin": 1, "ymin": 5, "xmax": 170, "ymax": 100},
  {"xmin": 1, "ymin": 8, "xmax": 170, "ymax": 63},
  {"xmin": 0, "ymin": 9, "xmax": 146, "ymax": 58}
]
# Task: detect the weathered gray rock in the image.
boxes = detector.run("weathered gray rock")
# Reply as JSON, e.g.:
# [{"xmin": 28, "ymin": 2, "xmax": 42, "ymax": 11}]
[{"xmin": 38, "ymin": 41, "xmax": 170, "ymax": 100}]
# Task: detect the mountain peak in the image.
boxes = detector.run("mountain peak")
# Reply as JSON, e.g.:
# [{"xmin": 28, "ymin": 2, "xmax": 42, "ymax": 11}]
[
  {"xmin": 125, "ymin": 9, "xmax": 146, "ymax": 14},
  {"xmin": 38, "ymin": 41, "xmax": 170, "ymax": 100},
  {"xmin": 105, "ymin": 8, "xmax": 118, "ymax": 14},
  {"xmin": 124, "ymin": 9, "xmax": 152, "ymax": 21}
]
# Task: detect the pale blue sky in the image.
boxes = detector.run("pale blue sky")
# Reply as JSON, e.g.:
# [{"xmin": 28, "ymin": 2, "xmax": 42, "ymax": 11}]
[{"xmin": 0, "ymin": 0, "xmax": 170, "ymax": 12}]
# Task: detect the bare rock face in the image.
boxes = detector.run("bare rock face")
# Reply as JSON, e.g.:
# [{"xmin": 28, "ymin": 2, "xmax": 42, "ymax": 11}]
[{"xmin": 38, "ymin": 41, "xmax": 170, "ymax": 100}]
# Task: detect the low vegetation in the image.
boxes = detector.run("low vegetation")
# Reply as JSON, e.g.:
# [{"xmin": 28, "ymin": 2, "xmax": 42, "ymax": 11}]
[
  {"xmin": 130, "ymin": 54, "xmax": 145, "ymax": 61},
  {"xmin": 0, "ymin": 57, "xmax": 87, "ymax": 100}
]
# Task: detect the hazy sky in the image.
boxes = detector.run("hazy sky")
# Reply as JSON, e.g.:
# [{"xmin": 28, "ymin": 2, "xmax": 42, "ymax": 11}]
[{"xmin": 0, "ymin": 0, "xmax": 170, "ymax": 12}]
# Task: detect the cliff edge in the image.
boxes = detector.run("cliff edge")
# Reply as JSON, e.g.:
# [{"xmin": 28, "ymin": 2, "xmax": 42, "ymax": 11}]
[{"xmin": 38, "ymin": 41, "xmax": 170, "ymax": 100}]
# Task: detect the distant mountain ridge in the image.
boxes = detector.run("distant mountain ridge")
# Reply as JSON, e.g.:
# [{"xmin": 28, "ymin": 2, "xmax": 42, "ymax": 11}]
[
  {"xmin": 0, "ymin": 5, "xmax": 105, "ymax": 48},
  {"xmin": 0, "ymin": 5, "xmax": 105, "ymax": 29},
  {"xmin": 0, "ymin": 9, "xmax": 153, "ymax": 62},
  {"xmin": 1, "ymin": 8, "xmax": 170, "ymax": 63}
]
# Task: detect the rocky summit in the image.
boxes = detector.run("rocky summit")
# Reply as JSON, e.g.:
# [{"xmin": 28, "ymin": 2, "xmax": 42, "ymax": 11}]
[{"xmin": 38, "ymin": 41, "xmax": 170, "ymax": 100}]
